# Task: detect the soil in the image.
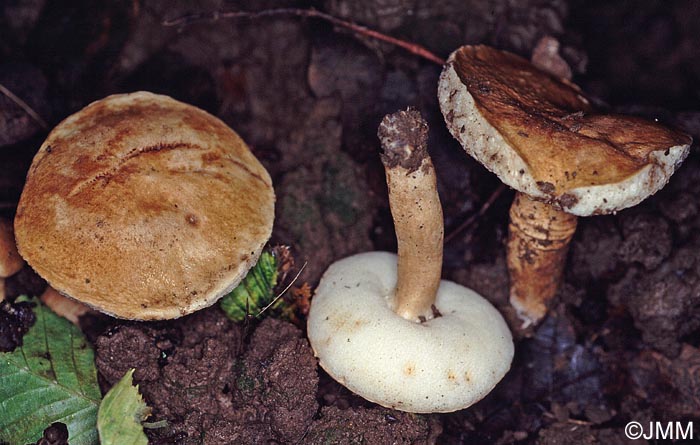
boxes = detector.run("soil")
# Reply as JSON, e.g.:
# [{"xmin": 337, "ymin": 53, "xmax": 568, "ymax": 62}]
[
  {"xmin": 2, "ymin": 1, "xmax": 700, "ymax": 444},
  {"xmin": 31, "ymin": 423, "xmax": 69, "ymax": 445},
  {"xmin": 0, "ymin": 298, "xmax": 35, "ymax": 352},
  {"xmin": 378, "ymin": 108, "xmax": 429, "ymax": 172},
  {"xmin": 93, "ymin": 310, "xmax": 432, "ymax": 444}
]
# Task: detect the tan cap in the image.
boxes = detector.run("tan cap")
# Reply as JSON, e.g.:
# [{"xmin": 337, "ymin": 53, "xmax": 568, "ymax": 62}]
[
  {"xmin": 438, "ymin": 45, "xmax": 692, "ymax": 216},
  {"xmin": 0, "ymin": 217, "xmax": 24, "ymax": 277},
  {"xmin": 15, "ymin": 92, "xmax": 275, "ymax": 319}
]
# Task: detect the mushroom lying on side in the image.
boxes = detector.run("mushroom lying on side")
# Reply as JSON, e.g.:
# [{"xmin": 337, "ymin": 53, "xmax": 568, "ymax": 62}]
[
  {"xmin": 438, "ymin": 45, "xmax": 692, "ymax": 326},
  {"xmin": 14, "ymin": 92, "xmax": 275, "ymax": 320},
  {"xmin": 307, "ymin": 109, "xmax": 513, "ymax": 413}
]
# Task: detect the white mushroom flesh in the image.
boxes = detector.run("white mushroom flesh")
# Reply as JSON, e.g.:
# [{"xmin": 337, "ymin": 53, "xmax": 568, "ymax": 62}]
[{"xmin": 308, "ymin": 251, "xmax": 514, "ymax": 413}]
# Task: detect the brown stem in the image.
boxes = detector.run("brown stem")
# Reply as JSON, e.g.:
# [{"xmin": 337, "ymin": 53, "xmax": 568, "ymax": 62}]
[
  {"xmin": 40, "ymin": 287, "xmax": 91, "ymax": 326},
  {"xmin": 0, "ymin": 218, "xmax": 24, "ymax": 278},
  {"xmin": 507, "ymin": 192, "xmax": 577, "ymax": 326},
  {"xmin": 378, "ymin": 109, "xmax": 443, "ymax": 321}
]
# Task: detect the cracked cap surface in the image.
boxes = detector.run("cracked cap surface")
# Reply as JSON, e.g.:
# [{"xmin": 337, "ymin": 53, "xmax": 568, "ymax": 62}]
[{"xmin": 15, "ymin": 92, "xmax": 274, "ymax": 319}]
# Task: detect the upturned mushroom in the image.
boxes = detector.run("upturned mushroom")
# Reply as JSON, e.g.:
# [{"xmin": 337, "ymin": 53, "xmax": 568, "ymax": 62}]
[
  {"xmin": 438, "ymin": 45, "xmax": 692, "ymax": 326},
  {"xmin": 14, "ymin": 92, "xmax": 275, "ymax": 320},
  {"xmin": 307, "ymin": 109, "xmax": 513, "ymax": 413}
]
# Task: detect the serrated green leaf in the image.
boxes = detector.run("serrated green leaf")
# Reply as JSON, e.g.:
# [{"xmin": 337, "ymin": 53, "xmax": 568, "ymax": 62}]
[
  {"xmin": 220, "ymin": 251, "xmax": 281, "ymax": 322},
  {"xmin": 97, "ymin": 369, "xmax": 150, "ymax": 445},
  {"xmin": 0, "ymin": 297, "xmax": 100, "ymax": 445}
]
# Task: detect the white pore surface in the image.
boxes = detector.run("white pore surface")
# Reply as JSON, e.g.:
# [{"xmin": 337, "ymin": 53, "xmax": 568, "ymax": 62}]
[{"xmin": 307, "ymin": 252, "xmax": 514, "ymax": 413}]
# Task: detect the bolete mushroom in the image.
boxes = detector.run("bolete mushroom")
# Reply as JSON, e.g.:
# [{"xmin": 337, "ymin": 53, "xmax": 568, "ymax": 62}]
[
  {"xmin": 307, "ymin": 109, "xmax": 513, "ymax": 413},
  {"xmin": 438, "ymin": 45, "xmax": 692, "ymax": 326},
  {"xmin": 14, "ymin": 92, "xmax": 275, "ymax": 320},
  {"xmin": 0, "ymin": 217, "xmax": 25, "ymax": 301}
]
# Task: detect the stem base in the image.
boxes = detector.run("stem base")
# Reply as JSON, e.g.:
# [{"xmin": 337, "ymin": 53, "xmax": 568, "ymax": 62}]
[{"xmin": 507, "ymin": 192, "xmax": 577, "ymax": 326}]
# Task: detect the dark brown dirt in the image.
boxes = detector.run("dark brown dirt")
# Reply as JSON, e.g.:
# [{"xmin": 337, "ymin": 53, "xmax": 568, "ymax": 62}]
[
  {"xmin": 535, "ymin": 422, "xmax": 645, "ymax": 445},
  {"xmin": 3, "ymin": 1, "xmax": 700, "ymax": 444},
  {"xmin": 306, "ymin": 406, "xmax": 435, "ymax": 444},
  {"xmin": 630, "ymin": 345, "xmax": 700, "ymax": 420},
  {"xmin": 0, "ymin": 298, "xmax": 35, "ymax": 352},
  {"xmin": 608, "ymin": 240, "xmax": 700, "ymax": 356},
  {"xmin": 0, "ymin": 62, "xmax": 48, "ymax": 147},
  {"xmin": 96, "ymin": 308, "xmax": 245, "ymax": 444},
  {"xmin": 32, "ymin": 422, "xmax": 69, "ymax": 445},
  {"xmin": 95, "ymin": 325, "xmax": 163, "ymax": 386},
  {"xmin": 3, "ymin": 265, "xmax": 46, "ymax": 301},
  {"xmin": 451, "ymin": 252, "xmax": 510, "ymax": 307},
  {"xmin": 617, "ymin": 212, "xmax": 672, "ymax": 271},
  {"xmin": 231, "ymin": 318, "xmax": 318, "ymax": 442},
  {"xmin": 569, "ymin": 216, "xmax": 622, "ymax": 283},
  {"xmin": 94, "ymin": 309, "xmax": 431, "ymax": 444},
  {"xmin": 378, "ymin": 108, "xmax": 429, "ymax": 172},
  {"xmin": 536, "ymin": 423, "xmax": 596, "ymax": 445}
]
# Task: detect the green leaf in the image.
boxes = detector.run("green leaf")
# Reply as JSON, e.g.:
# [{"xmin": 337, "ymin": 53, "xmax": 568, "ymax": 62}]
[
  {"xmin": 220, "ymin": 251, "xmax": 280, "ymax": 322},
  {"xmin": 97, "ymin": 369, "xmax": 151, "ymax": 445},
  {"xmin": 0, "ymin": 297, "xmax": 100, "ymax": 445}
]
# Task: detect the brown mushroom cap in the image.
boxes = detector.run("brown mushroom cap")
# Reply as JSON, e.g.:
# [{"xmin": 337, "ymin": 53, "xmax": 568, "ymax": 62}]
[
  {"xmin": 14, "ymin": 92, "xmax": 275, "ymax": 319},
  {"xmin": 0, "ymin": 217, "xmax": 24, "ymax": 278},
  {"xmin": 439, "ymin": 45, "xmax": 692, "ymax": 216}
]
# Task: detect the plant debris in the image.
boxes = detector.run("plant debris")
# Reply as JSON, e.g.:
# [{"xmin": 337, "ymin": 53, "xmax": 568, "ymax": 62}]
[
  {"xmin": 219, "ymin": 250, "xmax": 281, "ymax": 323},
  {"xmin": 0, "ymin": 297, "xmax": 100, "ymax": 445},
  {"xmin": 93, "ymin": 307, "xmax": 434, "ymax": 444},
  {"xmin": 97, "ymin": 369, "xmax": 151, "ymax": 445},
  {"xmin": 3, "ymin": 1, "xmax": 700, "ymax": 443}
]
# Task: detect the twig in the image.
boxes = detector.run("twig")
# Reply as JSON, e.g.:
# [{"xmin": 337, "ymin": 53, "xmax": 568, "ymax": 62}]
[
  {"xmin": 163, "ymin": 8, "xmax": 445, "ymax": 66},
  {"xmin": 445, "ymin": 183, "xmax": 507, "ymax": 243},
  {"xmin": 0, "ymin": 82, "xmax": 48, "ymax": 130},
  {"xmin": 256, "ymin": 261, "xmax": 308, "ymax": 317}
]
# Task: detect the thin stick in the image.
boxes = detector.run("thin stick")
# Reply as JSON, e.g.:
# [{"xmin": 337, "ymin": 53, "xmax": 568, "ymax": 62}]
[
  {"xmin": 445, "ymin": 183, "xmax": 507, "ymax": 243},
  {"xmin": 256, "ymin": 261, "xmax": 307, "ymax": 317},
  {"xmin": 163, "ymin": 8, "xmax": 445, "ymax": 66},
  {"xmin": 0, "ymin": 82, "xmax": 48, "ymax": 130}
]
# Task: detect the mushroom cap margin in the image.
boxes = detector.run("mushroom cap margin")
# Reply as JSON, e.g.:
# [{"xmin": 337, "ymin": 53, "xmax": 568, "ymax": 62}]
[
  {"xmin": 14, "ymin": 92, "xmax": 275, "ymax": 320},
  {"xmin": 307, "ymin": 251, "xmax": 514, "ymax": 413},
  {"xmin": 438, "ymin": 45, "xmax": 691, "ymax": 216}
]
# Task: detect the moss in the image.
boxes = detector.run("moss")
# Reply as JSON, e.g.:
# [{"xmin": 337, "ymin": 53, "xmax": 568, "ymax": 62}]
[
  {"xmin": 279, "ymin": 193, "xmax": 321, "ymax": 243},
  {"xmin": 236, "ymin": 373, "xmax": 256, "ymax": 395},
  {"xmin": 320, "ymin": 161, "xmax": 360, "ymax": 225},
  {"xmin": 233, "ymin": 362, "xmax": 262, "ymax": 400}
]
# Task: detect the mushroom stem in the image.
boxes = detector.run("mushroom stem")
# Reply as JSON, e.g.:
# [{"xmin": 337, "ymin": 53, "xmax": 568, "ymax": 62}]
[
  {"xmin": 378, "ymin": 109, "xmax": 443, "ymax": 322},
  {"xmin": 507, "ymin": 192, "xmax": 577, "ymax": 326},
  {"xmin": 40, "ymin": 286, "xmax": 92, "ymax": 326}
]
